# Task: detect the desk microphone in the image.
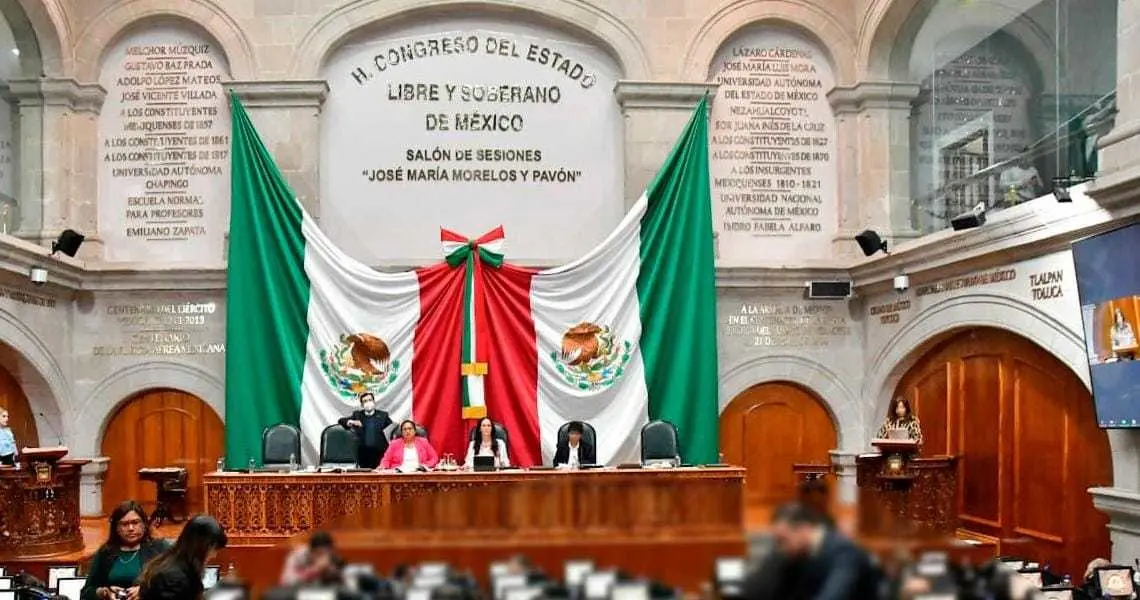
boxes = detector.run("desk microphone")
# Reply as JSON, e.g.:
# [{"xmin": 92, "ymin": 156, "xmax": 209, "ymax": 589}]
[{"xmin": 37, "ymin": 411, "xmax": 65, "ymax": 446}]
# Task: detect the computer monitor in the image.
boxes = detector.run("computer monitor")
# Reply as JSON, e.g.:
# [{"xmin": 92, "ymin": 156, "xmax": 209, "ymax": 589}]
[
  {"xmin": 49, "ymin": 566, "xmax": 79, "ymax": 590},
  {"xmin": 490, "ymin": 561, "xmax": 512, "ymax": 579},
  {"xmin": 1041, "ymin": 589, "xmax": 1074, "ymax": 600},
  {"xmin": 473, "ymin": 455, "xmax": 495, "ymax": 472},
  {"xmin": 419, "ymin": 562, "xmax": 449, "ymax": 578},
  {"xmin": 583, "ymin": 571, "xmax": 616, "ymax": 600},
  {"xmin": 57, "ymin": 577, "xmax": 86, "ymax": 600},
  {"xmin": 1095, "ymin": 566, "xmax": 1135, "ymax": 597},
  {"xmin": 406, "ymin": 587, "xmax": 433, "ymax": 600},
  {"xmin": 564, "ymin": 560, "xmax": 594, "ymax": 587},
  {"xmin": 494, "ymin": 574, "xmax": 528, "ymax": 600},
  {"xmin": 610, "ymin": 582, "xmax": 649, "ymax": 600},
  {"xmin": 296, "ymin": 589, "xmax": 339, "ymax": 600},
  {"xmin": 0, "ymin": 590, "xmax": 14, "ymax": 600},
  {"xmin": 503, "ymin": 585, "xmax": 544, "ymax": 600},
  {"xmin": 715, "ymin": 557, "xmax": 746, "ymax": 583},
  {"xmin": 202, "ymin": 565, "xmax": 221, "ymax": 589},
  {"xmin": 0, "ymin": 579, "xmax": 10, "ymax": 590}
]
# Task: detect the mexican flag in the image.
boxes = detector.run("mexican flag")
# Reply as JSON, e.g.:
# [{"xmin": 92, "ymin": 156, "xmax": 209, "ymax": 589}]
[{"xmin": 224, "ymin": 93, "xmax": 719, "ymax": 468}]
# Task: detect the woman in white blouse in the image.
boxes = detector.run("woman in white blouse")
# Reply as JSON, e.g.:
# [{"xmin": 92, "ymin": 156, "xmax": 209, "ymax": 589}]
[{"xmin": 465, "ymin": 417, "xmax": 509, "ymax": 468}]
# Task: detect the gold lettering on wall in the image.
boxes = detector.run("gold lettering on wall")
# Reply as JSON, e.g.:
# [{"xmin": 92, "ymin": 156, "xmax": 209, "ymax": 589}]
[
  {"xmin": 914, "ymin": 269, "xmax": 1017, "ymax": 298},
  {"xmin": 869, "ymin": 299, "xmax": 910, "ymax": 325},
  {"xmin": 93, "ymin": 301, "xmax": 225, "ymax": 356},
  {"xmin": 0, "ymin": 287, "xmax": 56, "ymax": 308},
  {"xmin": 722, "ymin": 303, "xmax": 851, "ymax": 347},
  {"xmin": 1029, "ymin": 269, "xmax": 1064, "ymax": 301}
]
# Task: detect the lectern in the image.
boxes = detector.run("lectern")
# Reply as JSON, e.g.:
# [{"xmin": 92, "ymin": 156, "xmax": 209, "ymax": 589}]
[
  {"xmin": 0, "ymin": 447, "xmax": 88, "ymax": 559},
  {"xmin": 856, "ymin": 439, "xmax": 958, "ymax": 539}
]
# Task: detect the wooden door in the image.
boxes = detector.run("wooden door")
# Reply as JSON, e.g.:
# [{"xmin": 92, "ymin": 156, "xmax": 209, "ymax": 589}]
[
  {"xmin": 100, "ymin": 389, "xmax": 225, "ymax": 516},
  {"xmin": 896, "ymin": 327, "xmax": 1112, "ymax": 577},
  {"xmin": 720, "ymin": 382, "xmax": 837, "ymax": 509},
  {"xmin": 0, "ymin": 363, "xmax": 39, "ymax": 450}
]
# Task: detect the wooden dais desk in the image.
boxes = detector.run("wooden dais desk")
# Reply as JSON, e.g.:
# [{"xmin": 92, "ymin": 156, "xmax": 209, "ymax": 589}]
[
  {"xmin": 204, "ymin": 468, "xmax": 745, "ymax": 591},
  {"xmin": 856, "ymin": 454, "xmax": 958, "ymax": 539},
  {"xmin": 0, "ymin": 459, "xmax": 88, "ymax": 559}
]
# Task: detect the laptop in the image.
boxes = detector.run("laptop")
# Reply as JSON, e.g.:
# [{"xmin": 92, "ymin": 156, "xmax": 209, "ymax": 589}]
[{"xmin": 473, "ymin": 455, "xmax": 496, "ymax": 472}]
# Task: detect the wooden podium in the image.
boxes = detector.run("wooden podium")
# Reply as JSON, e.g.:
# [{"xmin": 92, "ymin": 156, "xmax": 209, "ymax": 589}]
[
  {"xmin": 856, "ymin": 440, "xmax": 958, "ymax": 539},
  {"xmin": 0, "ymin": 447, "xmax": 88, "ymax": 559}
]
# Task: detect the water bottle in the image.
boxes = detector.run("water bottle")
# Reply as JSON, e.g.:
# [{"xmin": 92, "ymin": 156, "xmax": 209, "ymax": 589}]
[
  {"xmin": 247, "ymin": 457, "xmax": 255, "ymax": 473},
  {"xmin": 288, "ymin": 453, "xmax": 298, "ymax": 472},
  {"xmin": 216, "ymin": 457, "xmax": 225, "ymax": 473},
  {"xmin": 1061, "ymin": 574, "xmax": 1072, "ymax": 587}
]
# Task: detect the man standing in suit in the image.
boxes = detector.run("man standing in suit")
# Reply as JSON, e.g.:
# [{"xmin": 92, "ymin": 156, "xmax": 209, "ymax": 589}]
[
  {"xmin": 553, "ymin": 421, "xmax": 595, "ymax": 467},
  {"xmin": 741, "ymin": 503, "xmax": 880, "ymax": 600},
  {"xmin": 337, "ymin": 392, "xmax": 392, "ymax": 469}
]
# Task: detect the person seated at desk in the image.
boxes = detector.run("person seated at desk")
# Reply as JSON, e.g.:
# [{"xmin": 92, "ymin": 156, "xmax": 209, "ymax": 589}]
[
  {"xmin": 378, "ymin": 420, "xmax": 439, "ymax": 472},
  {"xmin": 280, "ymin": 530, "xmax": 341, "ymax": 586},
  {"xmin": 338, "ymin": 392, "xmax": 393, "ymax": 469},
  {"xmin": 553, "ymin": 421, "xmax": 594, "ymax": 468},
  {"xmin": 875, "ymin": 396, "xmax": 923, "ymax": 448},
  {"xmin": 138, "ymin": 514, "xmax": 227, "ymax": 600},
  {"xmin": 81, "ymin": 500, "xmax": 172, "ymax": 600},
  {"xmin": 465, "ymin": 417, "xmax": 509, "ymax": 469},
  {"xmin": 0, "ymin": 405, "xmax": 17, "ymax": 466}
]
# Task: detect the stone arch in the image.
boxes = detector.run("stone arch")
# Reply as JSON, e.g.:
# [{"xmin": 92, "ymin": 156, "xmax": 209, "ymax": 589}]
[
  {"xmin": 75, "ymin": 360, "xmax": 223, "ymax": 457},
  {"xmin": 290, "ymin": 0, "xmax": 651, "ymax": 81},
  {"xmin": 862, "ymin": 0, "xmax": 1058, "ymax": 85},
  {"xmin": 72, "ymin": 0, "xmax": 255, "ymax": 83},
  {"xmin": 0, "ymin": 305, "xmax": 70, "ymax": 431},
  {"xmin": 11, "ymin": 0, "xmax": 69, "ymax": 76},
  {"xmin": 719, "ymin": 354, "xmax": 864, "ymax": 451},
  {"xmin": 682, "ymin": 0, "xmax": 855, "ymax": 84},
  {"xmin": 864, "ymin": 292, "xmax": 1088, "ymax": 436}
]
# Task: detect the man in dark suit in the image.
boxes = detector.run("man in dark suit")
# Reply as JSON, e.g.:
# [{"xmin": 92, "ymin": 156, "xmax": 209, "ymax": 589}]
[
  {"xmin": 337, "ymin": 392, "xmax": 392, "ymax": 469},
  {"xmin": 553, "ymin": 421, "xmax": 595, "ymax": 467},
  {"xmin": 741, "ymin": 503, "xmax": 880, "ymax": 600}
]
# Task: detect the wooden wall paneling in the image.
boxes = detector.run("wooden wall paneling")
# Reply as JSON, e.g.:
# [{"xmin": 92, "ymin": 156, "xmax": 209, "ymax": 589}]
[
  {"xmin": 894, "ymin": 327, "xmax": 1113, "ymax": 578},
  {"xmin": 0, "ymin": 363, "xmax": 39, "ymax": 450},
  {"xmin": 958, "ymin": 354, "xmax": 1003, "ymax": 532},
  {"xmin": 101, "ymin": 389, "xmax": 224, "ymax": 516},
  {"xmin": 719, "ymin": 382, "xmax": 837, "ymax": 510},
  {"xmin": 912, "ymin": 365, "xmax": 950, "ymax": 456}
]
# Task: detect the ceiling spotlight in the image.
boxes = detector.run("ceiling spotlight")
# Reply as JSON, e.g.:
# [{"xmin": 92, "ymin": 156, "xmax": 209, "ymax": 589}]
[
  {"xmin": 51, "ymin": 229, "xmax": 85, "ymax": 257},
  {"xmin": 855, "ymin": 229, "xmax": 889, "ymax": 257},
  {"xmin": 950, "ymin": 202, "xmax": 987, "ymax": 231}
]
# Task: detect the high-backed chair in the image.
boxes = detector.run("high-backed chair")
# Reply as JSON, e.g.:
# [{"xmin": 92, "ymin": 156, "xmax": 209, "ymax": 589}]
[
  {"xmin": 640, "ymin": 420, "xmax": 680, "ymax": 466},
  {"xmin": 262, "ymin": 423, "xmax": 302, "ymax": 466},
  {"xmin": 320, "ymin": 424, "xmax": 359, "ymax": 467},
  {"xmin": 389, "ymin": 423, "xmax": 429, "ymax": 441},
  {"xmin": 556, "ymin": 421, "xmax": 597, "ymax": 452},
  {"xmin": 468, "ymin": 421, "xmax": 510, "ymax": 453}
]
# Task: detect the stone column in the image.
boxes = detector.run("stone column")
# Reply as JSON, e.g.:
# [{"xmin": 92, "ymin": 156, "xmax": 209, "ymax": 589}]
[
  {"xmin": 613, "ymin": 82, "xmax": 717, "ymax": 210},
  {"xmin": 827, "ymin": 81, "xmax": 921, "ymax": 247},
  {"xmin": 829, "ymin": 450, "xmax": 859, "ymax": 505},
  {"xmin": 5, "ymin": 78, "xmax": 105, "ymax": 257},
  {"xmin": 1089, "ymin": 0, "xmax": 1140, "ymax": 205},
  {"xmin": 225, "ymin": 81, "xmax": 329, "ymax": 219},
  {"xmin": 79, "ymin": 456, "xmax": 110, "ymax": 517}
]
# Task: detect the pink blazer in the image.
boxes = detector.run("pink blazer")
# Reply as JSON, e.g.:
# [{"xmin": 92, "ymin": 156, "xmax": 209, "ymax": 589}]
[{"xmin": 380, "ymin": 437, "xmax": 439, "ymax": 470}]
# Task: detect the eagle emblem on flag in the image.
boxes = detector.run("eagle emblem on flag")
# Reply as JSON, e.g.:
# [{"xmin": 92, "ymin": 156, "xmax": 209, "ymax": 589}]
[
  {"xmin": 319, "ymin": 332, "xmax": 401, "ymax": 401},
  {"xmin": 551, "ymin": 322, "xmax": 633, "ymax": 391}
]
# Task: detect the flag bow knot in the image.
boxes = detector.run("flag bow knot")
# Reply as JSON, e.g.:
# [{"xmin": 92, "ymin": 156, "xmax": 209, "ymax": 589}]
[
  {"xmin": 442, "ymin": 226, "xmax": 505, "ymax": 268},
  {"xmin": 439, "ymin": 226, "xmax": 505, "ymax": 419}
]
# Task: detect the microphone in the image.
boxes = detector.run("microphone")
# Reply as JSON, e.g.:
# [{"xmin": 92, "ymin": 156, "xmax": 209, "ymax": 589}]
[{"xmin": 37, "ymin": 411, "xmax": 64, "ymax": 446}]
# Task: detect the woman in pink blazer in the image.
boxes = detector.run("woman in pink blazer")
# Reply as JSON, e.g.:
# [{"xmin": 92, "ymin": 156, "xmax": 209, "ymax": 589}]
[{"xmin": 378, "ymin": 420, "xmax": 439, "ymax": 471}]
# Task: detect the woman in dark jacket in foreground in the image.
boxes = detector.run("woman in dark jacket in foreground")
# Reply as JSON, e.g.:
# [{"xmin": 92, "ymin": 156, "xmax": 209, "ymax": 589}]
[{"xmin": 138, "ymin": 514, "xmax": 227, "ymax": 600}]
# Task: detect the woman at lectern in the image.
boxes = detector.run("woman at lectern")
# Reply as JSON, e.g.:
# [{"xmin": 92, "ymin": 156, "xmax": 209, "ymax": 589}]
[
  {"xmin": 1111, "ymin": 307, "xmax": 1137, "ymax": 352},
  {"xmin": 876, "ymin": 396, "xmax": 924, "ymax": 447},
  {"xmin": 81, "ymin": 500, "xmax": 171, "ymax": 600},
  {"xmin": 465, "ymin": 417, "xmax": 509, "ymax": 469},
  {"xmin": 378, "ymin": 420, "xmax": 439, "ymax": 472},
  {"xmin": 0, "ymin": 406, "xmax": 17, "ymax": 466}
]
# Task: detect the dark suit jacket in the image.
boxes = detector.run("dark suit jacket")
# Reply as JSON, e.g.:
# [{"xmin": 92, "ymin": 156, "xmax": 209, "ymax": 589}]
[
  {"xmin": 553, "ymin": 439, "xmax": 596, "ymax": 466},
  {"xmin": 338, "ymin": 410, "xmax": 392, "ymax": 450},
  {"xmin": 138, "ymin": 559, "xmax": 203, "ymax": 600},
  {"xmin": 741, "ymin": 529, "xmax": 879, "ymax": 600}
]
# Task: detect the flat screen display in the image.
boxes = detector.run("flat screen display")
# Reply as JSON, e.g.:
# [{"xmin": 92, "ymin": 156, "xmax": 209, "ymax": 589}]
[{"xmin": 1073, "ymin": 222, "xmax": 1140, "ymax": 427}]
